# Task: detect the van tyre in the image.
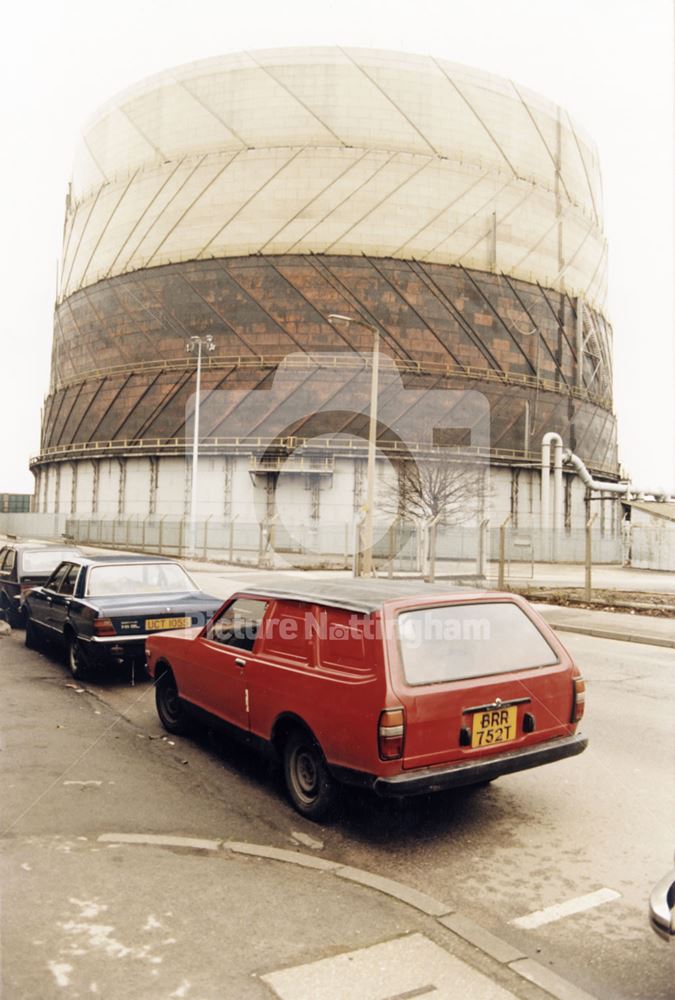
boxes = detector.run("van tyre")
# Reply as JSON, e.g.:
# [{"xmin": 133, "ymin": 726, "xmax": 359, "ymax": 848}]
[
  {"xmin": 155, "ymin": 669, "xmax": 192, "ymax": 736},
  {"xmin": 283, "ymin": 730, "xmax": 337, "ymax": 821}
]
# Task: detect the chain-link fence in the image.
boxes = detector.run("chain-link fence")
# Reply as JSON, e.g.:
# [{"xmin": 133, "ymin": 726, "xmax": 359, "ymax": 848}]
[
  {"xmin": 2, "ymin": 511, "xmax": 671, "ymax": 578},
  {"xmin": 56, "ymin": 515, "xmax": 629, "ymax": 575}
]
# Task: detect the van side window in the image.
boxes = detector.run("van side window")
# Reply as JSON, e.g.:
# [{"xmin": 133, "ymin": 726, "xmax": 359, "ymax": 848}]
[
  {"xmin": 206, "ymin": 598, "xmax": 267, "ymax": 652},
  {"xmin": 318, "ymin": 609, "xmax": 368, "ymax": 672},
  {"xmin": 260, "ymin": 602, "xmax": 316, "ymax": 664}
]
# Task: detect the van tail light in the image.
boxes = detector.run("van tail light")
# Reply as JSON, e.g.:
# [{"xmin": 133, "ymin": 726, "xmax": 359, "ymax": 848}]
[
  {"xmin": 94, "ymin": 617, "xmax": 116, "ymax": 637},
  {"xmin": 378, "ymin": 708, "xmax": 405, "ymax": 760},
  {"xmin": 572, "ymin": 677, "xmax": 585, "ymax": 723}
]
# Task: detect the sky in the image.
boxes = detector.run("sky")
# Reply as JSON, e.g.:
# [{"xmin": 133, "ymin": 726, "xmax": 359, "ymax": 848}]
[{"xmin": 1, "ymin": 0, "xmax": 673, "ymax": 494}]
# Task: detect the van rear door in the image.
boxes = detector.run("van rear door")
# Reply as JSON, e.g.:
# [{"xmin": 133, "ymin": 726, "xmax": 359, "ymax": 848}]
[{"xmin": 388, "ymin": 600, "xmax": 575, "ymax": 771}]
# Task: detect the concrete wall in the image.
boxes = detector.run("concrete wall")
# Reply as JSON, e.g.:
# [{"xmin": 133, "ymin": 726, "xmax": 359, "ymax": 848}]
[
  {"xmin": 629, "ymin": 508, "xmax": 675, "ymax": 572},
  {"xmin": 0, "ymin": 513, "xmax": 69, "ymax": 541},
  {"xmin": 33, "ymin": 455, "xmax": 623, "ymax": 539}
]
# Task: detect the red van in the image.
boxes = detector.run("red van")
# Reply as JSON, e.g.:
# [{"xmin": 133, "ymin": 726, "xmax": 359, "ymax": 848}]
[{"xmin": 145, "ymin": 579, "xmax": 587, "ymax": 819}]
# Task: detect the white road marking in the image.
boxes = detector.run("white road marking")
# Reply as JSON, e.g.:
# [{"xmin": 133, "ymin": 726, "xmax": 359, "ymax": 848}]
[
  {"xmin": 63, "ymin": 780, "xmax": 102, "ymax": 787},
  {"xmin": 98, "ymin": 833, "xmax": 221, "ymax": 851},
  {"xmin": 510, "ymin": 888, "xmax": 621, "ymax": 929}
]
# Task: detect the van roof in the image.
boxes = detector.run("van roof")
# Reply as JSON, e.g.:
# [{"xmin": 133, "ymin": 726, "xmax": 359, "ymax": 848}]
[{"xmin": 239, "ymin": 576, "xmax": 485, "ymax": 614}]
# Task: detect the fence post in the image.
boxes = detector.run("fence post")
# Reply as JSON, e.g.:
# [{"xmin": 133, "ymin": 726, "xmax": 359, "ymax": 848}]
[
  {"xmin": 425, "ymin": 513, "xmax": 442, "ymax": 582},
  {"xmin": 477, "ymin": 518, "xmax": 489, "ymax": 578},
  {"xmin": 258, "ymin": 521, "xmax": 265, "ymax": 567},
  {"xmin": 498, "ymin": 514, "xmax": 512, "ymax": 590},
  {"xmin": 258, "ymin": 515, "xmax": 277, "ymax": 569},
  {"xmin": 387, "ymin": 517, "xmax": 400, "ymax": 579},
  {"xmin": 159, "ymin": 515, "xmax": 166, "ymax": 555},
  {"xmin": 229, "ymin": 514, "xmax": 238, "ymax": 564},
  {"xmin": 585, "ymin": 512, "xmax": 597, "ymax": 601},
  {"xmin": 203, "ymin": 515, "xmax": 213, "ymax": 561},
  {"xmin": 178, "ymin": 519, "xmax": 184, "ymax": 559},
  {"xmin": 352, "ymin": 514, "xmax": 366, "ymax": 578},
  {"xmin": 416, "ymin": 519, "xmax": 424, "ymax": 573},
  {"xmin": 268, "ymin": 516, "xmax": 277, "ymax": 562}
]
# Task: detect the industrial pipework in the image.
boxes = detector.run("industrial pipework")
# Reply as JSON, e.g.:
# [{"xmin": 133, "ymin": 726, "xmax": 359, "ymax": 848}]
[
  {"xmin": 563, "ymin": 451, "xmax": 671, "ymax": 502},
  {"xmin": 542, "ymin": 436, "xmax": 672, "ymax": 527},
  {"xmin": 541, "ymin": 432, "xmax": 564, "ymax": 531}
]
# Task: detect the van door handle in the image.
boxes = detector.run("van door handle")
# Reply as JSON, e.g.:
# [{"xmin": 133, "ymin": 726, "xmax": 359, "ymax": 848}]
[{"xmin": 235, "ymin": 657, "xmax": 246, "ymax": 668}]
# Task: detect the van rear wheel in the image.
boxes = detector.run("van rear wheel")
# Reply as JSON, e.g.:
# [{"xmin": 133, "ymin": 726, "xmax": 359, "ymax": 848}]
[
  {"xmin": 155, "ymin": 669, "xmax": 192, "ymax": 736},
  {"xmin": 283, "ymin": 730, "xmax": 336, "ymax": 821}
]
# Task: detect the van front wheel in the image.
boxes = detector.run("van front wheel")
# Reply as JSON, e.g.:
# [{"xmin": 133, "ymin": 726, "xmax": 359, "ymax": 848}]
[{"xmin": 283, "ymin": 730, "xmax": 337, "ymax": 821}]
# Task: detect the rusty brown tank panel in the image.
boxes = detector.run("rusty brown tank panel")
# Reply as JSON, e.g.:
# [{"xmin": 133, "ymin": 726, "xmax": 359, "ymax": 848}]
[{"xmin": 38, "ymin": 255, "xmax": 617, "ymax": 475}]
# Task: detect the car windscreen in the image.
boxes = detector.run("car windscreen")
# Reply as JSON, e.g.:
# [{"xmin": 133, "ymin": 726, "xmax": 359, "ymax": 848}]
[
  {"xmin": 86, "ymin": 563, "xmax": 198, "ymax": 597},
  {"xmin": 397, "ymin": 602, "xmax": 559, "ymax": 685},
  {"xmin": 22, "ymin": 550, "xmax": 79, "ymax": 574}
]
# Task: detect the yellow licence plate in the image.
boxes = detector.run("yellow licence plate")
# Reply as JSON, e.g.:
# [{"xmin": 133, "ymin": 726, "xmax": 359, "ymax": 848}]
[
  {"xmin": 471, "ymin": 706, "xmax": 518, "ymax": 749},
  {"xmin": 145, "ymin": 616, "xmax": 192, "ymax": 631}
]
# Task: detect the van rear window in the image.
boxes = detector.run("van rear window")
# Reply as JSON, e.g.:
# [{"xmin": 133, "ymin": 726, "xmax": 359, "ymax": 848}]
[{"xmin": 397, "ymin": 602, "xmax": 558, "ymax": 685}]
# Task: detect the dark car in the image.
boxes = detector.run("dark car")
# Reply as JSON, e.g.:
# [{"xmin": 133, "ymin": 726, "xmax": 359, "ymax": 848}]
[
  {"xmin": 24, "ymin": 555, "xmax": 222, "ymax": 681},
  {"xmin": 0, "ymin": 542, "xmax": 83, "ymax": 627},
  {"xmin": 146, "ymin": 578, "xmax": 587, "ymax": 819}
]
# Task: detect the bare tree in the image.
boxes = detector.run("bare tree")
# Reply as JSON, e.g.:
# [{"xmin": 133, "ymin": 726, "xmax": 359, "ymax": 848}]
[{"xmin": 379, "ymin": 456, "xmax": 489, "ymax": 525}]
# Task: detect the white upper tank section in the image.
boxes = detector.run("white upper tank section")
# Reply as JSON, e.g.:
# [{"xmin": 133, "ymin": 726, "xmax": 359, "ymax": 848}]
[{"xmin": 60, "ymin": 47, "xmax": 607, "ymax": 312}]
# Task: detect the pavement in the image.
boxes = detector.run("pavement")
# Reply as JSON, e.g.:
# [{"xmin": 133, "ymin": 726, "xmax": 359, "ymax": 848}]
[
  {"xmin": 531, "ymin": 604, "xmax": 675, "ymax": 649},
  {"xmin": 485, "ymin": 562, "xmax": 675, "ymax": 595}
]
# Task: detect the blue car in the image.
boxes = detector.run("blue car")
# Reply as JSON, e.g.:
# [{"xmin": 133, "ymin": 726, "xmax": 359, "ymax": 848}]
[{"xmin": 24, "ymin": 555, "xmax": 222, "ymax": 681}]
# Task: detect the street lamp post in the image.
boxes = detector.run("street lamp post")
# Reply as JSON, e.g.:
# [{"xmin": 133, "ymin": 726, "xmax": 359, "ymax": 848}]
[
  {"xmin": 328, "ymin": 314, "xmax": 380, "ymax": 576},
  {"xmin": 186, "ymin": 334, "xmax": 215, "ymax": 556}
]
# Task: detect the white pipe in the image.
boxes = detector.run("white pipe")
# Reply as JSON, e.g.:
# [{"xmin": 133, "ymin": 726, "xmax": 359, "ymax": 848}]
[
  {"xmin": 541, "ymin": 439, "xmax": 550, "ymax": 529},
  {"xmin": 541, "ymin": 432, "xmax": 564, "ymax": 530},
  {"xmin": 553, "ymin": 438, "xmax": 563, "ymax": 532},
  {"xmin": 563, "ymin": 451, "xmax": 672, "ymax": 501}
]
